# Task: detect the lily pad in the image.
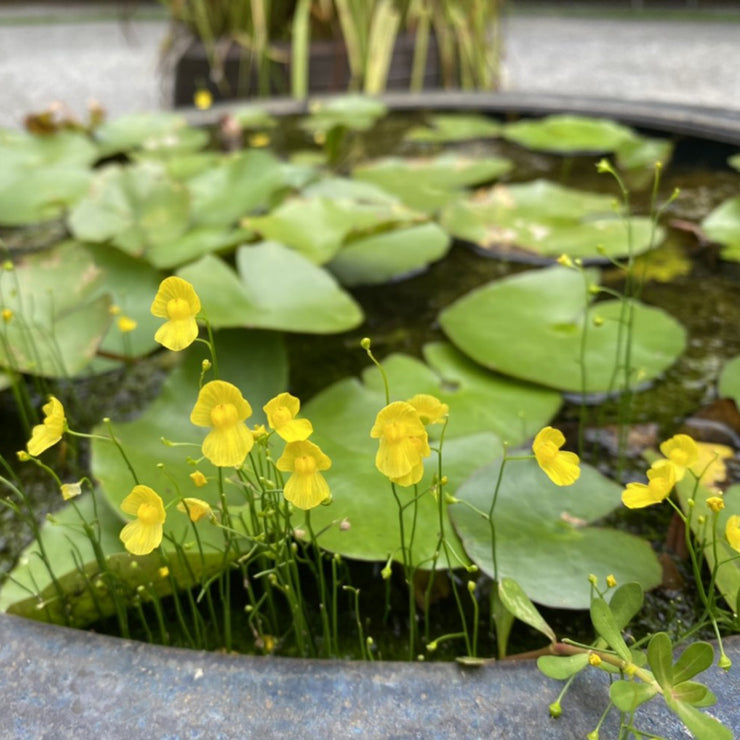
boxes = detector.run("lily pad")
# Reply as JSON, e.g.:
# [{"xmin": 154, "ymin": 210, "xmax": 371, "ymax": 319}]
[
  {"xmin": 440, "ymin": 180, "xmax": 664, "ymax": 261},
  {"xmin": 243, "ymin": 196, "xmax": 422, "ymax": 264},
  {"xmin": 439, "ymin": 265, "xmax": 686, "ymax": 395},
  {"xmin": 300, "ymin": 95, "xmax": 388, "ymax": 134},
  {"xmin": 93, "ymin": 112, "xmax": 200, "ymax": 157},
  {"xmin": 728, "ymin": 153, "xmax": 740, "ymax": 173},
  {"xmin": 328, "ymin": 222, "xmax": 451, "ymax": 285},
  {"xmin": 405, "ymin": 113, "xmax": 502, "ymax": 143},
  {"xmin": 503, "ymin": 114, "xmax": 635, "ymax": 155},
  {"xmin": 187, "ymin": 150, "xmax": 290, "ymax": 228},
  {"xmin": 353, "ymin": 153, "xmax": 513, "ymax": 213},
  {"xmin": 0, "ymin": 128, "xmax": 99, "ymax": 170},
  {"xmin": 67, "ymin": 162, "xmax": 190, "ymax": 259},
  {"xmin": 0, "ymin": 242, "xmax": 112, "ymax": 377},
  {"xmin": 177, "ymin": 245, "xmax": 364, "ymax": 333},
  {"xmin": 718, "ymin": 355, "xmax": 740, "ymax": 405},
  {"xmin": 91, "ymin": 329, "xmax": 287, "ymax": 517},
  {"xmin": 145, "ymin": 226, "xmax": 254, "ymax": 270},
  {"xmin": 450, "ymin": 457, "xmax": 662, "ymax": 609},
  {"xmin": 701, "ymin": 195, "xmax": 740, "ymax": 262}
]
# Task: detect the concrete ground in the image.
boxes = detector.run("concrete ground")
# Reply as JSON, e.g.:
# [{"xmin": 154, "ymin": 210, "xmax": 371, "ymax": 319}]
[{"xmin": 1, "ymin": 3, "xmax": 740, "ymax": 129}]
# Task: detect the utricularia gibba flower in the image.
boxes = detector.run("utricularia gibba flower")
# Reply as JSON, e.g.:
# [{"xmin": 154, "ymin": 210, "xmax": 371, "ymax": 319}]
[
  {"xmin": 26, "ymin": 396, "xmax": 66, "ymax": 457},
  {"xmin": 177, "ymin": 497, "xmax": 213, "ymax": 522},
  {"xmin": 119, "ymin": 485, "xmax": 166, "ymax": 556},
  {"xmin": 190, "ymin": 380, "xmax": 254, "ymax": 468},
  {"xmin": 276, "ymin": 440, "xmax": 332, "ymax": 510},
  {"xmin": 371, "ymin": 401, "xmax": 431, "ymax": 487},
  {"xmin": 263, "ymin": 392, "xmax": 313, "ymax": 442},
  {"xmin": 532, "ymin": 426, "xmax": 581, "ymax": 486},
  {"xmin": 150, "ymin": 276, "xmax": 201, "ymax": 351},
  {"xmin": 726, "ymin": 515, "xmax": 740, "ymax": 553}
]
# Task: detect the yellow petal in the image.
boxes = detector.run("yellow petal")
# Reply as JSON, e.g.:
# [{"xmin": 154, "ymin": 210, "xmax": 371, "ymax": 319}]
[
  {"xmin": 659, "ymin": 434, "xmax": 698, "ymax": 481},
  {"xmin": 177, "ymin": 497, "xmax": 213, "ymax": 522},
  {"xmin": 154, "ymin": 317, "xmax": 199, "ymax": 352},
  {"xmin": 283, "ymin": 471, "xmax": 330, "ymax": 510},
  {"xmin": 541, "ymin": 450, "xmax": 581, "ymax": 486},
  {"xmin": 190, "ymin": 380, "xmax": 252, "ymax": 428},
  {"xmin": 726, "ymin": 515, "xmax": 740, "ymax": 553},
  {"xmin": 202, "ymin": 423, "xmax": 254, "ymax": 467},
  {"xmin": 119, "ymin": 519, "xmax": 163, "ymax": 556},
  {"xmin": 274, "ymin": 417, "xmax": 313, "ymax": 443},
  {"xmin": 26, "ymin": 396, "xmax": 65, "ymax": 456},
  {"xmin": 391, "ymin": 460, "xmax": 425, "ymax": 487}
]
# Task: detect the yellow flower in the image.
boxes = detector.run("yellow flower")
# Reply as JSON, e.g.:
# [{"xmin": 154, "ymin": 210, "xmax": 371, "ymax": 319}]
[
  {"xmin": 726, "ymin": 515, "xmax": 740, "ymax": 553},
  {"xmin": 251, "ymin": 424, "xmax": 269, "ymax": 442},
  {"xmin": 189, "ymin": 470, "xmax": 208, "ymax": 487},
  {"xmin": 177, "ymin": 497, "xmax": 213, "ymax": 522},
  {"xmin": 158, "ymin": 566, "xmax": 170, "ymax": 578},
  {"xmin": 2, "ymin": 307, "xmax": 13, "ymax": 323},
  {"xmin": 150, "ymin": 276, "xmax": 201, "ymax": 352},
  {"xmin": 276, "ymin": 439, "xmax": 331, "ymax": 510},
  {"xmin": 190, "ymin": 380, "xmax": 253, "ymax": 467},
  {"xmin": 60, "ymin": 481, "xmax": 82, "ymax": 500},
  {"xmin": 705, "ymin": 496, "xmax": 725, "ymax": 514},
  {"xmin": 119, "ymin": 485, "xmax": 166, "ymax": 556},
  {"xmin": 407, "ymin": 394, "xmax": 449, "ymax": 425},
  {"xmin": 370, "ymin": 401, "xmax": 430, "ymax": 487},
  {"xmin": 27, "ymin": 396, "xmax": 66, "ymax": 456},
  {"xmin": 659, "ymin": 434, "xmax": 698, "ymax": 482},
  {"xmin": 588, "ymin": 652, "xmax": 602, "ymax": 667},
  {"xmin": 194, "ymin": 88, "xmax": 212, "ymax": 110},
  {"xmin": 621, "ymin": 460, "xmax": 676, "ymax": 509},
  {"xmin": 532, "ymin": 426, "xmax": 581, "ymax": 486},
  {"xmin": 248, "ymin": 132, "xmax": 270, "ymax": 148},
  {"xmin": 263, "ymin": 392, "xmax": 313, "ymax": 442},
  {"xmin": 606, "ymin": 574, "xmax": 617, "ymax": 588},
  {"xmin": 691, "ymin": 442, "xmax": 733, "ymax": 487},
  {"xmin": 117, "ymin": 315, "xmax": 137, "ymax": 333}
]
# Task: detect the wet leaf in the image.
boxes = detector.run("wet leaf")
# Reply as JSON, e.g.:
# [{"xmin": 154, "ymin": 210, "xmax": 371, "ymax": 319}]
[{"xmin": 405, "ymin": 113, "xmax": 502, "ymax": 143}]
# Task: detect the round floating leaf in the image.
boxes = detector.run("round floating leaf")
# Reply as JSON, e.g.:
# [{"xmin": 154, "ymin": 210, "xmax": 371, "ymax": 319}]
[
  {"xmin": 353, "ymin": 153, "xmax": 513, "ymax": 213},
  {"xmin": 68, "ymin": 162, "xmax": 190, "ymax": 258},
  {"xmin": 0, "ymin": 242, "xmax": 112, "ymax": 377},
  {"xmin": 244, "ymin": 196, "xmax": 421, "ymax": 264},
  {"xmin": 503, "ymin": 114, "xmax": 634, "ymax": 155},
  {"xmin": 450, "ymin": 458, "xmax": 662, "ymax": 609},
  {"xmin": 701, "ymin": 195, "xmax": 740, "ymax": 262},
  {"xmin": 405, "ymin": 113, "xmax": 502, "ymax": 143},
  {"xmin": 303, "ymin": 176, "xmax": 399, "ymax": 204},
  {"xmin": 231, "ymin": 105, "xmax": 278, "ymax": 129},
  {"xmin": 328, "ymin": 222, "xmax": 451, "ymax": 285},
  {"xmin": 0, "ymin": 128, "xmax": 99, "ymax": 170},
  {"xmin": 0, "ymin": 166, "xmax": 93, "ymax": 226},
  {"xmin": 729, "ymin": 153, "xmax": 740, "ymax": 173},
  {"xmin": 177, "ymin": 245, "xmax": 363, "ymax": 333},
  {"xmin": 187, "ymin": 149, "xmax": 289, "ymax": 228},
  {"xmin": 92, "ymin": 329, "xmax": 287, "ymax": 518},
  {"xmin": 440, "ymin": 180, "xmax": 664, "ymax": 260},
  {"xmin": 439, "ymin": 265, "xmax": 686, "ymax": 394},
  {"xmin": 145, "ymin": 226, "xmax": 253, "ymax": 270},
  {"xmin": 93, "ymin": 112, "xmax": 197, "ymax": 156},
  {"xmin": 719, "ymin": 355, "xmax": 740, "ymax": 405},
  {"xmin": 300, "ymin": 95, "xmax": 388, "ymax": 133}
]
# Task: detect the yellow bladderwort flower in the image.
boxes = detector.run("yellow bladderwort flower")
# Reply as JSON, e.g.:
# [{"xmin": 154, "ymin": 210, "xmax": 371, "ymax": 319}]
[
  {"xmin": 532, "ymin": 426, "xmax": 581, "ymax": 486},
  {"xmin": 691, "ymin": 442, "xmax": 733, "ymax": 487},
  {"xmin": 621, "ymin": 459, "xmax": 676, "ymax": 509},
  {"xmin": 60, "ymin": 481, "xmax": 82, "ymax": 501},
  {"xmin": 407, "ymin": 394, "xmax": 449, "ymax": 425},
  {"xmin": 150, "ymin": 276, "xmax": 201, "ymax": 351},
  {"xmin": 263, "ymin": 392, "xmax": 313, "ymax": 442},
  {"xmin": 177, "ymin": 497, "xmax": 213, "ymax": 522},
  {"xmin": 189, "ymin": 470, "xmax": 208, "ymax": 487},
  {"xmin": 276, "ymin": 439, "xmax": 331, "ymax": 510},
  {"xmin": 194, "ymin": 88, "xmax": 212, "ymax": 110},
  {"xmin": 370, "ymin": 401, "xmax": 430, "ymax": 487},
  {"xmin": 1, "ymin": 307, "xmax": 13, "ymax": 323},
  {"xmin": 190, "ymin": 380, "xmax": 254, "ymax": 468},
  {"xmin": 119, "ymin": 485, "xmax": 166, "ymax": 556},
  {"xmin": 659, "ymin": 433, "xmax": 698, "ymax": 482},
  {"xmin": 117, "ymin": 315, "xmax": 137, "ymax": 333},
  {"xmin": 726, "ymin": 515, "xmax": 740, "ymax": 553},
  {"xmin": 27, "ymin": 396, "xmax": 66, "ymax": 456},
  {"xmin": 251, "ymin": 424, "xmax": 269, "ymax": 443}
]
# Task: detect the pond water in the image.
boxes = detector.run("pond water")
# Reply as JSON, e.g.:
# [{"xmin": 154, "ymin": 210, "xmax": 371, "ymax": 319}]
[{"xmin": 1, "ymin": 107, "xmax": 739, "ymax": 660}]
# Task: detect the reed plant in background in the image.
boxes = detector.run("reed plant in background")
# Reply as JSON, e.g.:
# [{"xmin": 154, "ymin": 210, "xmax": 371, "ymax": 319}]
[{"xmin": 159, "ymin": 0, "xmax": 503, "ymax": 99}]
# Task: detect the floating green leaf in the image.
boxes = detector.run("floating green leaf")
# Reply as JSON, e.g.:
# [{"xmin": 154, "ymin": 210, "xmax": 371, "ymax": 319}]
[
  {"xmin": 353, "ymin": 153, "xmax": 512, "ymax": 213},
  {"xmin": 0, "ymin": 128, "xmax": 99, "ymax": 169},
  {"xmin": 94, "ymin": 112, "xmax": 201, "ymax": 157},
  {"xmin": 702, "ymin": 195, "xmax": 740, "ymax": 262},
  {"xmin": 450, "ymin": 458, "xmax": 662, "ymax": 609},
  {"xmin": 439, "ymin": 265, "xmax": 686, "ymax": 394},
  {"xmin": 177, "ymin": 245, "xmax": 363, "ymax": 333},
  {"xmin": 503, "ymin": 114, "xmax": 634, "ymax": 155},
  {"xmin": 67, "ymin": 162, "xmax": 190, "ymax": 258},
  {"xmin": 244, "ymin": 196, "xmax": 421, "ymax": 264},
  {"xmin": 440, "ymin": 180, "xmax": 663, "ymax": 260},
  {"xmin": 405, "ymin": 113, "xmax": 502, "ymax": 143},
  {"xmin": 728, "ymin": 153, "xmax": 740, "ymax": 173},
  {"xmin": 300, "ymin": 95, "xmax": 388, "ymax": 134},
  {"xmin": 328, "ymin": 222, "xmax": 451, "ymax": 285},
  {"xmin": 0, "ymin": 242, "xmax": 112, "ymax": 377},
  {"xmin": 718, "ymin": 354, "xmax": 740, "ymax": 405}
]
